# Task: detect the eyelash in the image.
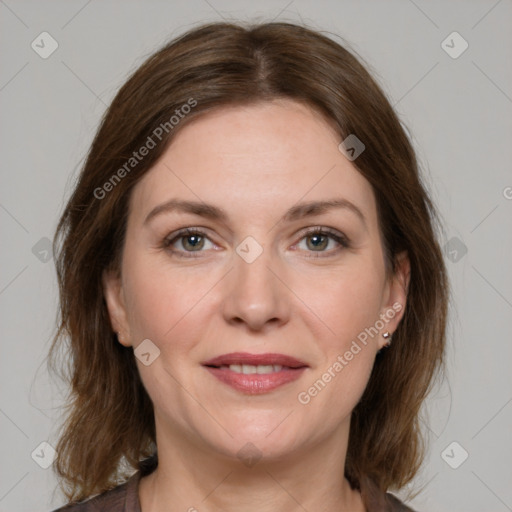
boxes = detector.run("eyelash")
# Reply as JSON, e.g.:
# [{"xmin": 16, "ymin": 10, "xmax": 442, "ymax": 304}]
[{"xmin": 161, "ymin": 227, "xmax": 350, "ymax": 259}]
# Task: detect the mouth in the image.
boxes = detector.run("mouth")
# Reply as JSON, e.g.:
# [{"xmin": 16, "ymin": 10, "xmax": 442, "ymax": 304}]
[{"xmin": 201, "ymin": 352, "xmax": 309, "ymax": 395}]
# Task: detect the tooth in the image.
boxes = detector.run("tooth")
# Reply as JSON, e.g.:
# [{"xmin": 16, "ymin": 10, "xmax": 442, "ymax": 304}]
[
  {"xmin": 225, "ymin": 364, "xmax": 286, "ymax": 374},
  {"xmin": 256, "ymin": 365, "xmax": 274, "ymax": 374},
  {"xmin": 242, "ymin": 364, "xmax": 258, "ymax": 374}
]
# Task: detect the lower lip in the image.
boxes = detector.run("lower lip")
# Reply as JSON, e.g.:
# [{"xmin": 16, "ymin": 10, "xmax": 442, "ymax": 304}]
[{"xmin": 204, "ymin": 366, "xmax": 307, "ymax": 394}]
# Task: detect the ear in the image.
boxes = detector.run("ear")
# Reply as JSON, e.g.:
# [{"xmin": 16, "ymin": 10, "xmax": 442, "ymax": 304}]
[
  {"xmin": 378, "ymin": 250, "xmax": 410, "ymax": 349},
  {"xmin": 102, "ymin": 268, "xmax": 132, "ymax": 347}
]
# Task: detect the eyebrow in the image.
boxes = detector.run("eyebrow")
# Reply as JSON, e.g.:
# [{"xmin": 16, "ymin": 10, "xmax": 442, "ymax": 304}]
[{"xmin": 144, "ymin": 197, "xmax": 367, "ymax": 228}]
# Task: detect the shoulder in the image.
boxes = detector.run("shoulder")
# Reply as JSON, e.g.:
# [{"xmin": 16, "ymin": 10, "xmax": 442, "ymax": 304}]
[
  {"xmin": 385, "ymin": 491, "xmax": 417, "ymax": 511},
  {"xmin": 49, "ymin": 471, "xmax": 141, "ymax": 512},
  {"xmin": 359, "ymin": 474, "xmax": 417, "ymax": 511}
]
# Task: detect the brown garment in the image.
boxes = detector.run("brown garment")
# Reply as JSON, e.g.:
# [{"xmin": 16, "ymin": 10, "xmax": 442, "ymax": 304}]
[{"xmin": 51, "ymin": 457, "xmax": 416, "ymax": 512}]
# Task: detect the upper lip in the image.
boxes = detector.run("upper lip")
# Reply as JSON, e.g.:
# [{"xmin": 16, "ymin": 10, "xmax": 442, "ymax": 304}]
[{"xmin": 202, "ymin": 352, "xmax": 308, "ymax": 369}]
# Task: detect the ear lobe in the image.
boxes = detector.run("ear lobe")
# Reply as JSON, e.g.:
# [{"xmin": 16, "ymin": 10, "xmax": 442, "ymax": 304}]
[{"xmin": 102, "ymin": 269, "xmax": 132, "ymax": 347}]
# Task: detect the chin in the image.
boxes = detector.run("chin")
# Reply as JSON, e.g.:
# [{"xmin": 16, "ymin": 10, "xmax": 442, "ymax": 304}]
[
  {"xmin": 206, "ymin": 412, "xmax": 309, "ymax": 462},
  {"xmin": 214, "ymin": 435, "xmax": 302, "ymax": 467}
]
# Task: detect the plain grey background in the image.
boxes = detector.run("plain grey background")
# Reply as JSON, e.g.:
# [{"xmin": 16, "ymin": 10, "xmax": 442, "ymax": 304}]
[{"xmin": 0, "ymin": 1, "xmax": 511, "ymax": 511}]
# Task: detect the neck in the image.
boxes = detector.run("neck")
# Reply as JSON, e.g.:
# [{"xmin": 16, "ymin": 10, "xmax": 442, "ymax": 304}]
[{"xmin": 139, "ymin": 422, "xmax": 365, "ymax": 512}]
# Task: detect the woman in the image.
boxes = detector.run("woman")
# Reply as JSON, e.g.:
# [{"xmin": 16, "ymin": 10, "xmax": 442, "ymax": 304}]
[{"xmin": 48, "ymin": 20, "xmax": 448, "ymax": 512}]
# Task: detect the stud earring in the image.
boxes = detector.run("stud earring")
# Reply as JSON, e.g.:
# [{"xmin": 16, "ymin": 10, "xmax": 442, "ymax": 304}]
[{"xmin": 382, "ymin": 331, "xmax": 392, "ymax": 347}]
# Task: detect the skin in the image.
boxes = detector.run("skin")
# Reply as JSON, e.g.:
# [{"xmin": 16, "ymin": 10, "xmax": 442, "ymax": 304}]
[{"xmin": 103, "ymin": 99, "xmax": 410, "ymax": 512}]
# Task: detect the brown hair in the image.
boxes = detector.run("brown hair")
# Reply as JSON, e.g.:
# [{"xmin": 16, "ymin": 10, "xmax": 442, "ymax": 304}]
[{"xmin": 48, "ymin": 20, "xmax": 448, "ymax": 503}]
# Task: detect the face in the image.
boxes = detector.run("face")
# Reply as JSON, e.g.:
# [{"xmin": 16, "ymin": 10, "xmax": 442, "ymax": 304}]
[{"xmin": 104, "ymin": 99, "xmax": 409, "ymax": 464}]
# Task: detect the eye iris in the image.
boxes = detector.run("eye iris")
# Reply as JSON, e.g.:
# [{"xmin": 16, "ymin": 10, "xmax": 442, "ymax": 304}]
[
  {"xmin": 307, "ymin": 233, "xmax": 328, "ymax": 251},
  {"xmin": 183, "ymin": 234, "xmax": 204, "ymax": 251},
  {"xmin": 174, "ymin": 231, "xmax": 338, "ymax": 253}
]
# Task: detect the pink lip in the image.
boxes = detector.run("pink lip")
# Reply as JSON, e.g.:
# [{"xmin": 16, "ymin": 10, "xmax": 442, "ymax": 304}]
[
  {"xmin": 202, "ymin": 352, "xmax": 308, "ymax": 368},
  {"xmin": 202, "ymin": 352, "xmax": 308, "ymax": 395}
]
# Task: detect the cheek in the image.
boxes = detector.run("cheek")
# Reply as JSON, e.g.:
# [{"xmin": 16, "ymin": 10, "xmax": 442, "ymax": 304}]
[
  {"xmin": 297, "ymin": 296, "xmax": 378, "ymax": 421},
  {"xmin": 121, "ymin": 257, "xmax": 213, "ymax": 409},
  {"xmin": 122, "ymin": 252, "xmax": 216, "ymax": 356},
  {"xmin": 293, "ymin": 259, "xmax": 385, "ymax": 350}
]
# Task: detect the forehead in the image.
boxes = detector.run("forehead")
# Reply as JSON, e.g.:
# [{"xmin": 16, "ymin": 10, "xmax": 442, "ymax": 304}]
[{"xmin": 129, "ymin": 100, "xmax": 377, "ymax": 227}]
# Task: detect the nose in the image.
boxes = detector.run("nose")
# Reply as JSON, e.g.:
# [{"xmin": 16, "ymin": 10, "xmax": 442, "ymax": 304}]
[{"xmin": 221, "ymin": 243, "xmax": 290, "ymax": 332}]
